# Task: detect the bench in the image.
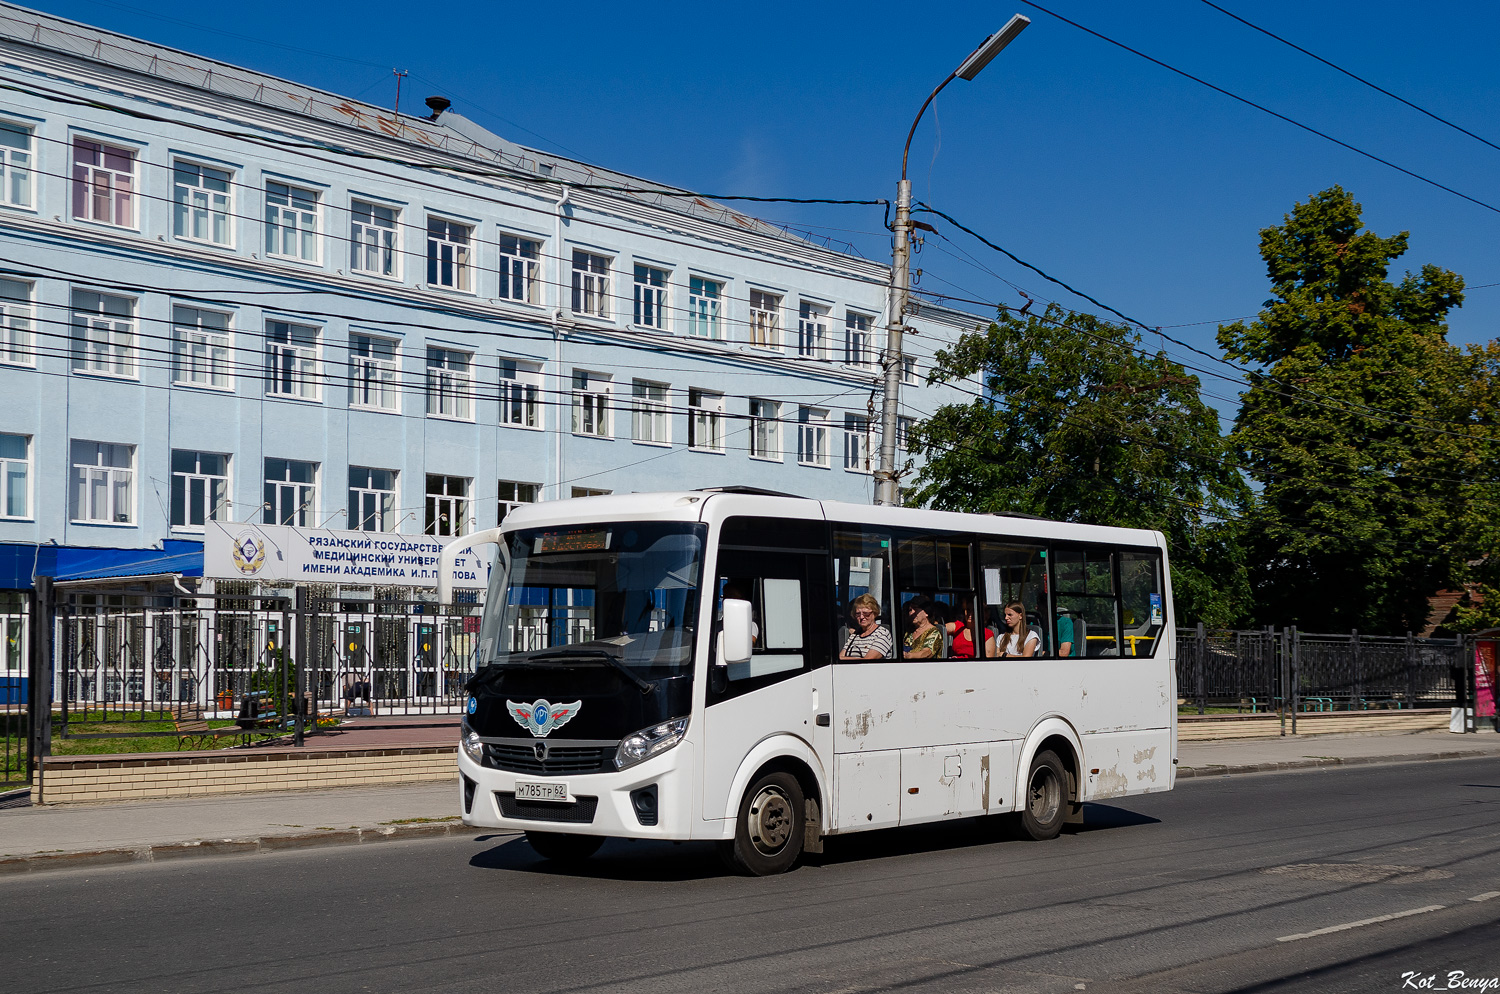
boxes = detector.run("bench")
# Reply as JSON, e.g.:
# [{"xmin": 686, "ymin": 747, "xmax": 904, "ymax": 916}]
[{"xmin": 174, "ymin": 710, "xmax": 210, "ymax": 750}]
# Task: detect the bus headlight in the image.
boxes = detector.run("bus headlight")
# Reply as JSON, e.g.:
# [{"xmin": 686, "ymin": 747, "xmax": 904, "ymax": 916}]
[
  {"xmin": 460, "ymin": 725, "xmax": 484, "ymax": 764},
  {"xmin": 615, "ymin": 717, "xmax": 689, "ymax": 770}
]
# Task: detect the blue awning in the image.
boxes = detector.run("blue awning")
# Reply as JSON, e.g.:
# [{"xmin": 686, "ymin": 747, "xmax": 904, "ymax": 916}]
[{"xmin": 1, "ymin": 541, "xmax": 204, "ymax": 587}]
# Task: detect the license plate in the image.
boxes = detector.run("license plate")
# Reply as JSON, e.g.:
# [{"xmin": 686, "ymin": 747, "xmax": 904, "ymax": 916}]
[{"xmin": 514, "ymin": 779, "xmax": 571, "ymax": 803}]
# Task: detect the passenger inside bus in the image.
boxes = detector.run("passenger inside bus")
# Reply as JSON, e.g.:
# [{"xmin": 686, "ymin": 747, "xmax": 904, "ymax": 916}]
[
  {"xmin": 947, "ymin": 599, "xmax": 995, "ymax": 659},
  {"xmin": 839, "ymin": 594, "xmax": 893, "ymax": 660},
  {"xmin": 902, "ymin": 595, "xmax": 945, "ymax": 659},
  {"xmin": 998, "ymin": 602, "xmax": 1040, "ymax": 657}
]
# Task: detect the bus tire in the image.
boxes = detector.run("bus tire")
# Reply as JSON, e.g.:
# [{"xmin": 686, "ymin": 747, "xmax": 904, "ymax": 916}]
[
  {"xmin": 525, "ymin": 831, "xmax": 604, "ymax": 863},
  {"xmin": 1019, "ymin": 750, "xmax": 1067, "ymax": 841},
  {"xmin": 720, "ymin": 771, "xmax": 804, "ymax": 876}
]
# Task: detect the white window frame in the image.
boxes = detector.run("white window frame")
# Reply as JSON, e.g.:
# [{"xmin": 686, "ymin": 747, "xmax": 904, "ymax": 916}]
[
  {"xmin": 350, "ymin": 333, "xmax": 400, "ymax": 412},
  {"xmin": 633, "ymin": 265, "xmax": 669, "ymax": 330},
  {"xmin": 70, "ymin": 440, "xmax": 134, "ymax": 524},
  {"xmin": 172, "ymin": 160, "xmax": 233, "ymax": 247},
  {"xmin": 845, "ymin": 311, "xmax": 874, "ymax": 368},
  {"xmin": 427, "ymin": 216, "xmax": 474, "ymax": 292},
  {"xmin": 348, "ymin": 466, "xmax": 397, "ymax": 532},
  {"xmin": 71, "ymin": 137, "xmax": 136, "ymax": 229},
  {"xmin": 426, "ymin": 347, "xmax": 474, "ymax": 421},
  {"xmin": 797, "ymin": 406, "xmax": 829, "ymax": 468},
  {"xmin": 748, "ymin": 398, "xmax": 781, "ymax": 462},
  {"xmin": 631, "ymin": 379, "xmax": 671, "ymax": 446},
  {"xmin": 897, "ymin": 415, "xmax": 914, "ymax": 453},
  {"xmin": 499, "ymin": 359, "xmax": 542, "ymax": 429},
  {"xmin": 172, "ymin": 304, "xmax": 234, "ymax": 390},
  {"xmin": 266, "ymin": 319, "xmax": 321, "ymax": 401},
  {"xmin": 749, "ymin": 289, "xmax": 781, "ymax": 350},
  {"xmin": 902, "ymin": 356, "xmax": 919, "ymax": 385},
  {"xmin": 350, "ymin": 199, "xmax": 399, "ymax": 278},
  {"xmin": 265, "ymin": 180, "xmax": 321, "ymax": 262},
  {"xmin": 798, "ymin": 301, "xmax": 829, "ymax": 360},
  {"xmin": 169, "ymin": 449, "xmax": 230, "ymax": 531},
  {"xmin": 497, "ymin": 480, "xmax": 540, "ymax": 526},
  {"xmin": 571, "ymin": 370, "xmax": 611, "ymax": 438},
  {"xmin": 425, "ymin": 474, "xmax": 471, "ymax": 537},
  {"xmin": 263, "ymin": 458, "xmax": 317, "ymax": 527},
  {"xmin": 0, "ymin": 432, "xmax": 30, "ymax": 520},
  {"xmin": 0, "ymin": 121, "xmax": 34, "ymax": 210},
  {"xmin": 71, "ymin": 290, "xmax": 136, "ymax": 379},
  {"xmin": 688, "ymin": 388, "xmax": 725, "ymax": 453},
  {"xmin": 0, "ymin": 278, "xmax": 34, "ymax": 367},
  {"xmin": 572, "ymin": 250, "xmax": 612, "ymax": 319},
  {"xmin": 499, "ymin": 232, "xmax": 541, "ymax": 304},
  {"xmin": 844, "ymin": 415, "xmax": 873, "ymax": 473},
  {"xmin": 688, "ymin": 276, "xmax": 723, "ymax": 339}
]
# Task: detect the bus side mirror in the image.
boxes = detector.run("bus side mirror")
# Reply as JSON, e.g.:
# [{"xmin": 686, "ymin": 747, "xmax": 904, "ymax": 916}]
[
  {"xmin": 721, "ymin": 599, "xmax": 753, "ymax": 665},
  {"xmin": 437, "ymin": 527, "xmax": 504, "ymax": 605}
]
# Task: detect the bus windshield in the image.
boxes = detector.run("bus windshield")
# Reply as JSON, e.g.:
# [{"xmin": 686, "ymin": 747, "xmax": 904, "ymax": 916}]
[{"xmin": 475, "ymin": 521, "xmax": 705, "ymax": 672}]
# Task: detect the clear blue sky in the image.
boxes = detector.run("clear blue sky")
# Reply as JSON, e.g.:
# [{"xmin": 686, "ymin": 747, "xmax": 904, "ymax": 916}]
[{"xmin": 23, "ymin": 0, "xmax": 1500, "ymax": 413}]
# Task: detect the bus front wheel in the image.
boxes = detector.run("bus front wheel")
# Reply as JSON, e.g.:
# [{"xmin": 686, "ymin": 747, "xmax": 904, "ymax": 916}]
[
  {"xmin": 526, "ymin": 831, "xmax": 604, "ymax": 863},
  {"xmin": 720, "ymin": 771, "xmax": 805, "ymax": 876},
  {"xmin": 1019, "ymin": 750, "xmax": 1067, "ymax": 841}
]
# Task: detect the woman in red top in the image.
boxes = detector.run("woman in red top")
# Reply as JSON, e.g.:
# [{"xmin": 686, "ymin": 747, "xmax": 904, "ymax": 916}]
[{"xmin": 947, "ymin": 600, "xmax": 996, "ymax": 659}]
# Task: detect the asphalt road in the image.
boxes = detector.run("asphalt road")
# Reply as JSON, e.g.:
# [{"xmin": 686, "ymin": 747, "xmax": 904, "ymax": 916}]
[{"xmin": 5, "ymin": 758, "xmax": 1500, "ymax": 994}]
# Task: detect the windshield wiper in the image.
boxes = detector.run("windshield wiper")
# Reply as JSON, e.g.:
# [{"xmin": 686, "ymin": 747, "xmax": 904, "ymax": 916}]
[{"xmin": 524, "ymin": 648, "xmax": 654, "ymax": 694}]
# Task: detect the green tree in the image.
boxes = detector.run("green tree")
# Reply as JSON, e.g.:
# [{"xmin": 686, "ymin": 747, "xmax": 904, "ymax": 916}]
[
  {"xmin": 907, "ymin": 303, "xmax": 1252, "ymax": 627},
  {"xmin": 1219, "ymin": 186, "xmax": 1499, "ymax": 633}
]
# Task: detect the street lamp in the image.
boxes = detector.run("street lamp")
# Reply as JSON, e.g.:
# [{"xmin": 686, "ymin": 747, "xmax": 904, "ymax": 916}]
[{"xmin": 874, "ymin": 13, "xmax": 1030, "ymax": 506}]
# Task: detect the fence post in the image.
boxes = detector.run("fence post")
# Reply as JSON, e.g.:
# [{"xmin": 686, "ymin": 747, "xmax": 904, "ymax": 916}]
[
  {"xmin": 1196, "ymin": 622, "xmax": 1206, "ymax": 714},
  {"xmin": 1351, "ymin": 628, "xmax": 1362, "ymax": 711},
  {"xmin": 1290, "ymin": 626, "xmax": 1299, "ymax": 734},
  {"xmin": 1405, "ymin": 632, "xmax": 1416, "ymax": 709},
  {"xmin": 294, "ymin": 586, "xmax": 308, "ymax": 748},
  {"xmin": 1278, "ymin": 626, "xmax": 1288, "ymax": 737},
  {"xmin": 1461, "ymin": 633, "xmax": 1475, "ymax": 734},
  {"xmin": 27, "ymin": 576, "xmax": 54, "ymax": 788}
]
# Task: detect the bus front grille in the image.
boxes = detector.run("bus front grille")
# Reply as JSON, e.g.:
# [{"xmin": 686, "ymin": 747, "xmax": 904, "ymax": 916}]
[
  {"xmin": 496, "ymin": 792, "xmax": 599, "ymax": 824},
  {"xmin": 484, "ymin": 743, "xmax": 615, "ymax": 775}
]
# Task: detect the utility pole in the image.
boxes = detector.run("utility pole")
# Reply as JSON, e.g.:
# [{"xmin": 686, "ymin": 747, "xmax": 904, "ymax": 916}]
[{"xmin": 874, "ymin": 14, "xmax": 1030, "ymax": 506}]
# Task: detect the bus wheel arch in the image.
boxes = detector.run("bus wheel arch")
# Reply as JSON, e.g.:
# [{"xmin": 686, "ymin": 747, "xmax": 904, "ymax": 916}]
[
  {"xmin": 721, "ymin": 746, "xmax": 826, "ymax": 874},
  {"xmin": 1015, "ymin": 720, "xmax": 1084, "ymax": 836}
]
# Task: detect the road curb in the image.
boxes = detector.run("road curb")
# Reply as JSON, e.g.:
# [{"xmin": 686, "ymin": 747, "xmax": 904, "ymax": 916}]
[
  {"xmin": 1176, "ymin": 748, "xmax": 1496, "ymax": 780},
  {"xmin": 0, "ymin": 821, "xmax": 517, "ymax": 876}
]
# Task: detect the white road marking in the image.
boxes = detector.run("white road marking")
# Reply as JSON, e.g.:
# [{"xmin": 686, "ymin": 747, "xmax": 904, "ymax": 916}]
[
  {"xmin": 1276, "ymin": 905, "xmax": 1445, "ymax": 942},
  {"xmin": 1469, "ymin": 891, "xmax": 1500, "ymax": 903}
]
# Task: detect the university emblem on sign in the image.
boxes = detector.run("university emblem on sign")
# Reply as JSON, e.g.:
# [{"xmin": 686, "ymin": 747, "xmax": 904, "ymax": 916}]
[
  {"xmin": 506, "ymin": 699, "xmax": 581, "ymax": 738},
  {"xmin": 230, "ymin": 532, "xmax": 266, "ymax": 576}
]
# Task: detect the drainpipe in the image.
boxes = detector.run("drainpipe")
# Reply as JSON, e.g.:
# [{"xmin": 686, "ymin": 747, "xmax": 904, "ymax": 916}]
[{"xmin": 551, "ymin": 185, "xmax": 571, "ymax": 501}]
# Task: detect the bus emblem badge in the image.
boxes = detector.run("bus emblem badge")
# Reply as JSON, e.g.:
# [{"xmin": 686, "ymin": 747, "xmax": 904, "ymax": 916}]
[{"xmin": 506, "ymin": 699, "xmax": 581, "ymax": 738}]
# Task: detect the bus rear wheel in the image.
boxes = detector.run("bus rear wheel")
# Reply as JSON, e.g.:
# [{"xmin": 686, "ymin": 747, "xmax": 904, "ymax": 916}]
[
  {"xmin": 526, "ymin": 831, "xmax": 604, "ymax": 863},
  {"xmin": 720, "ymin": 771, "xmax": 804, "ymax": 876},
  {"xmin": 1019, "ymin": 750, "xmax": 1067, "ymax": 841}
]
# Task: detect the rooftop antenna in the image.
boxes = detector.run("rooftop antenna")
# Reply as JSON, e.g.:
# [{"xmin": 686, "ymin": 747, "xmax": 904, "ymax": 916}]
[{"xmin": 393, "ymin": 69, "xmax": 408, "ymax": 116}]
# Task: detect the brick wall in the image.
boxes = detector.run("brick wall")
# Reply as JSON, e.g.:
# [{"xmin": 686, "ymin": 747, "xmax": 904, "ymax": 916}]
[{"xmin": 1178, "ymin": 708, "xmax": 1452, "ymax": 741}]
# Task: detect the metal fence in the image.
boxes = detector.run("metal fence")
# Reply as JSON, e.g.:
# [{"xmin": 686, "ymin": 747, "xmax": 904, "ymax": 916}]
[{"xmin": 1176, "ymin": 625, "xmax": 1471, "ymax": 715}]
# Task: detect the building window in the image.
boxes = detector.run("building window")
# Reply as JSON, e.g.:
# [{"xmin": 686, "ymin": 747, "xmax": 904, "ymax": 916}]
[
  {"xmin": 845, "ymin": 312, "xmax": 873, "ymax": 367},
  {"xmin": 70, "ymin": 440, "xmax": 134, "ymax": 524},
  {"xmin": 798, "ymin": 301, "xmax": 829, "ymax": 360},
  {"xmin": 571, "ymin": 250, "xmax": 611, "ymax": 319},
  {"xmin": 797, "ymin": 407, "xmax": 829, "ymax": 467},
  {"xmin": 264, "ymin": 458, "xmax": 317, "ymax": 527},
  {"xmin": 631, "ymin": 379, "xmax": 670, "ymax": 445},
  {"xmin": 265, "ymin": 181, "xmax": 320, "ymax": 261},
  {"xmin": 499, "ymin": 359, "xmax": 541, "ymax": 428},
  {"xmin": 571, "ymin": 487, "xmax": 610, "ymax": 498},
  {"xmin": 172, "ymin": 305, "xmax": 233, "ymax": 390},
  {"xmin": 172, "ymin": 161, "xmax": 232, "ymax": 246},
  {"xmin": 749, "ymin": 290, "xmax": 781, "ymax": 349},
  {"xmin": 571, "ymin": 370, "xmax": 611, "ymax": 437},
  {"xmin": 350, "ymin": 333, "xmax": 400, "ymax": 411},
  {"xmin": 498, "ymin": 480, "xmax": 540, "ymax": 526},
  {"xmin": 71, "ymin": 290, "xmax": 136, "ymax": 378},
  {"xmin": 427, "ymin": 217, "xmax": 472, "ymax": 291},
  {"xmin": 266, "ymin": 320, "xmax": 320, "ymax": 400},
  {"xmin": 499, "ymin": 233, "xmax": 540, "ymax": 303},
  {"xmin": 72, "ymin": 138, "xmax": 135, "ymax": 228},
  {"xmin": 170, "ymin": 450, "xmax": 229, "ymax": 530},
  {"xmin": 748, "ymin": 399, "xmax": 781, "ymax": 461},
  {"xmin": 902, "ymin": 356, "xmax": 919, "ymax": 385},
  {"xmin": 897, "ymin": 415, "xmax": 914, "ymax": 452},
  {"xmin": 351, "ymin": 199, "xmax": 398, "ymax": 277},
  {"xmin": 348, "ymin": 466, "xmax": 397, "ymax": 532},
  {"xmin": 844, "ymin": 415, "xmax": 872, "ymax": 472},
  {"xmin": 425, "ymin": 474, "xmax": 470, "ymax": 537},
  {"xmin": 0, "ymin": 433, "xmax": 29, "ymax": 519},
  {"xmin": 426, "ymin": 347, "xmax": 473, "ymax": 420},
  {"xmin": 0, "ymin": 278, "xmax": 33, "ymax": 367},
  {"xmin": 688, "ymin": 389, "xmax": 724, "ymax": 452},
  {"xmin": 688, "ymin": 277, "xmax": 723, "ymax": 339},
  {"xmin": 633, "ymin": 265, "xmax": 668, "ymax": 330},
  {"xmin": 0, "ymin": 122, "xmax": 33, "ymax": 209}
]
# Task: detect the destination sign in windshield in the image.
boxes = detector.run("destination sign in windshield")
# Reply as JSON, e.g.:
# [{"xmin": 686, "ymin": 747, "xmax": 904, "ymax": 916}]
[{"xmin": 535, "ymin": 528, "xmax": 611, "ymax": 553}]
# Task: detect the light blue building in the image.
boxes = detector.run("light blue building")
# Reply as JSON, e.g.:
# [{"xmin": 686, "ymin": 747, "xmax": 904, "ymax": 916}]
[{"xmin": 0, "ymin": 2, "xmax": 983, "ymax": 694}]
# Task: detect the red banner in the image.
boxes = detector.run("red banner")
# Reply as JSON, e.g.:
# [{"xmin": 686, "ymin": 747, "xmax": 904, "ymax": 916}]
[{"xmin": 1477, "ymin": 640, "xmax": 1497, "ymax": 718}]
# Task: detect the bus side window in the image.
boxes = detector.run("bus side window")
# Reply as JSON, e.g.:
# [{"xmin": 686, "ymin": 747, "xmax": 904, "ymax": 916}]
[
  {"xmin": 1053, "ymin": 546, "xmax": 1122, "ymax": 657},
  {"xmin": 1119, "ymin": 551, "xmax": 1164, "ymax": 657},
  {"xmin": 979, "ymin": 542, "xmax": 1047, "ymax": 658},
  {"xmin": 833, "ymin": 528, "xmax": 895, "ymax": 660}
]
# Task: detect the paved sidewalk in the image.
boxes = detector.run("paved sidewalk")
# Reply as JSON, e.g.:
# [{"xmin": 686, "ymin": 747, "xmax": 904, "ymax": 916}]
[{"xmin": 2, "ymin": 728, "xmax": 1497, "ymax": 876}]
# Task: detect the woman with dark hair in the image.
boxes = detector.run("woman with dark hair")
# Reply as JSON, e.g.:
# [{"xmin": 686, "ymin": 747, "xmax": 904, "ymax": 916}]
[
  {"xmin": 948, "ymin": 600, "xmax": 996, "ymax": 659},
  {"xmin": 903, "ymin": 595, "xmax": 944, "ymax": 659},
  {"xmin": 998, "ymin": 601, "xmax": 1040, "ymax": 657}
]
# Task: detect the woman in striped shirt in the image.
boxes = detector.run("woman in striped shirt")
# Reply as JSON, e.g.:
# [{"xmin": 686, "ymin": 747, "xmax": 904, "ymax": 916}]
[{"xmin": 840, "ymin": 594, "xmax": 893, "ymax": 660}]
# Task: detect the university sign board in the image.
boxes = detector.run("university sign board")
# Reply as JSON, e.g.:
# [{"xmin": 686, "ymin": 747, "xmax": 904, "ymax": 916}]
[{"xmin": 204, "ymin": 521, "xmax": 491, "ymax": 590}]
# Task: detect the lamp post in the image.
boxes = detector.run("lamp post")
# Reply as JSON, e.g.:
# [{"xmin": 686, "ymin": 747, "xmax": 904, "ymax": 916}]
[{"xmin": 874, "ymin": 14, "xmax": 1030, "ymax": 506}]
